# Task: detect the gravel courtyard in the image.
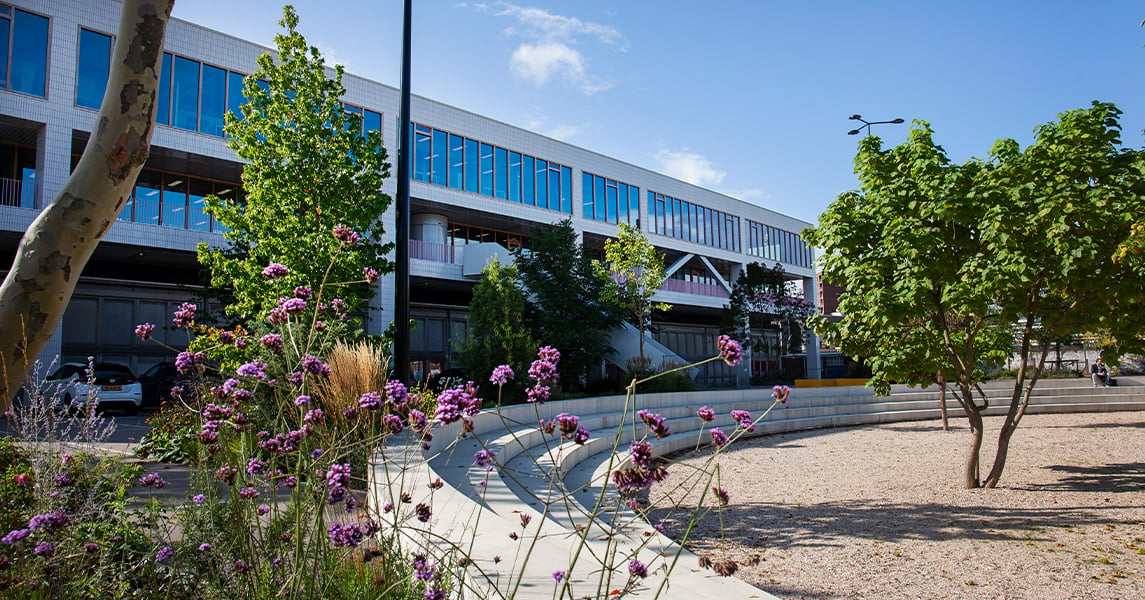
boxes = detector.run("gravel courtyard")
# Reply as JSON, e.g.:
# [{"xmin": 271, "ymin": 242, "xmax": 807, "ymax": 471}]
[{"xmin": 649, "ymin": 411, "xmax": 1145, "ymax": 600}]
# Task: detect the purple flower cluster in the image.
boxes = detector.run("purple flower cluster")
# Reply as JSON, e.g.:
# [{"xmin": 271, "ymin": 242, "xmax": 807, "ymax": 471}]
[
  {"xmin": 172, "ymin": 303, "xmax": 197, "ymax": 328},
  {"xmin": 434, "ymin": 382, "xmax": 482, "ymax": 424},
  {"xmin": 474, "ymin": 449, "xmax": 494, "ymax": 468},
  {"xmin": 628, "ymin": 558, "xmax": 648, "ymax": 578},
  {"xmin": 279, "ymin": 297, "xmax": 307, "ymax": 314},
  {"xmin": 138, "ymin": 473, "xmax": 168, "ymax": 489},
  {"xmin": 258, "ymin": 430, "xmax": 303, "ymax": 454},
  {"xmin": 262, "ymin": 263, "xmax": 289, "ymax": 278},
  {"xmin": 326, "ymin": 463, "xmax": 352, "ymax": 503},
  {"xmin": 156, "ymin": 546, "xmax": 175, "ymax": 564},
  {"xmin": 730, "ymin": 409, "xmax": 755, "ymax": 432},
  {"xmin": 709, "ymin": 427, "xmax": 730, "ymax": 448},
  {"xmin": 301, "ymin": 354, "xmax": 332, "ymax": 377},
  {"xmin": 358, "ymin": 391, "xmax": 383, "ymax": 410},
  {"xmin": 260, "ymin": 333, "xmax": 284, "ymax": 352},
  {"xmin": 489, "ymin": 364, "xmax": 514, "ymax": 386},
  {"xmin": 293, "ymin": 285, "xmax": 313, "ymax": 300},
  {"xmin": 526, "ymin": 385, "xmax": 551, "ymax": 403},
  {"xmin": 334, "ymin": 225, "xmax": 360, "ymax": 245},
  {"xmin": 773, "ymin": 385, "xmax": 792, "ymax": 405},
  {"xmin": 134, "ymin": 322, "xmax": 155, "ymax": 341},
  {"xmin": 175, "ymin": 350, "xmax": 206, "ymax": 374},
  {"xmin": 27, "ymin": 510, "xmax": 69, "ymax": 534},
  {"xmin": 572, "ymin": 426, "xmax": 590, "ymax": 445},
  {"xmin": 611, "ymin": 463, "xmax": 669, "ymax": 494},
  {"xmin": 364, "ymin": 267, "xmax": 380, "ymax": 284},
  {"xmin": 638, "ymin": 410, "xmax": 671, "ymax": 439},
  {"xmin": 33, "ymin": 541, "xmax": 55, "ymax": 557},
  {"xmin": 555, "ymin": 413, "xmax": 579, "ymax": 437},
  {"xmin": 717, "ymin": 335, "xmax": 744, "ymax": 366},
  {"xmin": 711, "ymin": 485, "xmax": 731, "ymax": 506},
  {"xmin": 629, "ymin": 441, "xmax": 653, "ymax": 467},
  {"xmin": 525, "ymin": 347, "xmax": 561, "ymax": 403},
  {"xmin": 327, "ymin": 522, "xmax": 364, "ymax": 548},
  {"xmin": 383, "ymin": 413, "xmax": 404, "ymax": 434},
  {"xmin": 236, "ymin": 360, "xmax": 269, "ymax": 380},
  {"xmin": 304, "ymin": 409, "xmax": 324, "ymax": 423},
  {"xmin": 385, "ymin": 380, "xmax": 409, "ymax": 407},
  {"xmin": 696, "ymin": 406, "xmax": 715, "ymax": 422},
  {"xmin": 2, "ymin": 528, "xmax": 30, "ymax": 545}
]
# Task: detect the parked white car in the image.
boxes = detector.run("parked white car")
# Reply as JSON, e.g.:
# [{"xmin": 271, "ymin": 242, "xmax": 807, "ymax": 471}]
[{"xmin": 44, "ymin": 363, "xmax": 143, "ymax": 414}]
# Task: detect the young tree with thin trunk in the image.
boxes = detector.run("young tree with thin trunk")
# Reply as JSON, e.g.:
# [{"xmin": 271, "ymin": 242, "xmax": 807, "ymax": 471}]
[
  {"xmin": 0, "ymin": 0, "xmax": 174, "ymax": 410},
  {"xmin": 596, "ymin": 223, "xmax": 670, "ymax": 365},
  {"xmin": 807, "ymin": 103, "xmax": 1145, "ymax": 488}
]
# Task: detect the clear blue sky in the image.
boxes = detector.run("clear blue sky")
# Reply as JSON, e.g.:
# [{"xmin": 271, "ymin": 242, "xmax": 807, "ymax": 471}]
[{"xmin": 171, "ymin": 1, "xmax": 1145, "ymax": 226}]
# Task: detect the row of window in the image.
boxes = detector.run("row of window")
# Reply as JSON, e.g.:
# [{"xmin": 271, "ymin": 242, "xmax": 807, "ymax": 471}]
[
  {"xmin": 75, "ymin": 28, "xmax": 384, "ymax": 141},
  {"xmin": 446, "ymin": 223, "xmax": 533, "ymax": 252},
  {"xmin": 582, "ymin": 173, "xmax": 639, "ymax": 226},
  {"xmin": 667, "ymin": 265, "xmax": 729, "ymax": 287},
  {"xmin": 648, "ymin": 191, "xmax": 741, "ymax": 252},
  {"xmin": 746, "ymin": 220, "xmax": 813, "ymax": 269},
  {"xmin": 117, "ymin": 169, "xmax": 243, "ymax": 233},
  {"xmin": 412, "ymin": 123, "xmax": 574, "ymax": 215},
  {"xmin": 0, "ymin": 5, "xmax": 48, "ymax": 97}
]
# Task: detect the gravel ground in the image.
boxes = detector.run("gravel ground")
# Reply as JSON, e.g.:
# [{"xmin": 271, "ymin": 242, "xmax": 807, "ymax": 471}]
[{"xmin": 648, "ymin": 411, "xmax": 1145, "ymax": 600}]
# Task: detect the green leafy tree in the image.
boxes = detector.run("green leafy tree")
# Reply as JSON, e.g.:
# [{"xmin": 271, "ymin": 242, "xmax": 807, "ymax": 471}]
[
  {"xmin": 198, "ymin": 6, "xmax": 392, "ymax": 323},
  {"xmin": 721, "ymin": 262, "xmax": 815, "ymax": 370},
  {"xmin": 807, "ymin": 102, "xmax": 1145, "ymax": 488},
  {"xmin": 459, "ymin": 257, "xmax": 536, "ymax": 399},
  {"xmin": 596, "ymin": 223, "xmax": 671, "ymax": 365},
  {"xmin": 514, "ymin": 219, "xmax": 621, "ymax": 389}
]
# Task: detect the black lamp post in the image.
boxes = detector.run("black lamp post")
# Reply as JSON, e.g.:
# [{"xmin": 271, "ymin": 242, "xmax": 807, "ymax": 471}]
[
  {"xmin": 394, "ymin": 0, "xmax": 412, "ymax": 384},
  {"xmin": 847, "ymin": 114, "xmax": 904, "ymax": 136}
]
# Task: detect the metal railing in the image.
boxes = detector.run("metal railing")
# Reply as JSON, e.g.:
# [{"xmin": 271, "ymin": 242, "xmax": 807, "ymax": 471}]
[
  {"xmin": 0, "ymin": 177, "xmax": 35, "ymax": 209},
  {"xmin": 410, "ymin": 239, "xmax": 460, "ymax": 264},
  {"xmin": 659, "ymin": 278, "xmax": 730, "ymax": 299}
]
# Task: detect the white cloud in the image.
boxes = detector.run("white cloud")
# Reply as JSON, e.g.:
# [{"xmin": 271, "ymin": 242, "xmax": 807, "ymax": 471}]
[
  {"xmin": 466, "ymin": 1, "xmax": 624, "ymax": 94},
  {"xmin": 654, "ymin": 148, "xmax": 727, "ymax": 188},
  {"xmin": 510, "ymin": 41, "xmax": 584, "ymax": 86},
  {"xmin": 720, "ymin": 188, "xmax": 768, "ymax": 201}
]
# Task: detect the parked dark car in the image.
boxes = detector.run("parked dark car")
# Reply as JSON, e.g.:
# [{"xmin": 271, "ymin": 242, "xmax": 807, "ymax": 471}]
[{"xmin": 139, "ymin": 362, "xmax": 192, "ymax": 407}]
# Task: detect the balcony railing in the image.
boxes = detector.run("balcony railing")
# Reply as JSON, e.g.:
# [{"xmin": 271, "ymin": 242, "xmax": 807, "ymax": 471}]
[
  {"xmin": 410, "ymin": 239, "xmax": 461, "ymax": 264},
  {"xmin": 117, "ymin": 195, "xmax": 229, "ymax": 233},
  {"xmin": 659, "ymin": 278, "xmax": 730, "ymax": 299},
  {"xmin": 0, "ymin": 177, "xmax": 36, "ymax": 209}
]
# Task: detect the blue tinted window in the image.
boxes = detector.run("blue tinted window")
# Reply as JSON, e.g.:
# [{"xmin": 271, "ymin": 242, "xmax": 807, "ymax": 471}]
[
  {"xmin": 188, "ymin": 179, "xmax": 212, "ymax": 232},
  {"xmin": 479, "ymin": 143, "xmax": 493, "ymax": 196},
  {"xmin": 0, "ymin": 16, "xmax": 9, "ymax": 88},
  {"xmin": 10, "ymin": 9, "xmax": 49, "ymax": 96},
  {"xmin": 522, "ymin": 156, "xmax": 534, "ymax": 205},
  {"xmin": 162, "ymin": 178, "xmax": 188, "ymax": 228},
  {"xmin": 157, "ymin": 53, "xmax": 172, "ymax": 125},
  {"xmin": 133, "ymin": 170, "xmax": 162, "ymax": 225},
  {"xmin": 413, "ymin": 125, "xmax": 432, "ymax": 181},
  {"xmin": 432, "ymin": 129, "xmax": 448, "ymax": 185},
  {"xmin": 172, "ymin": 56, "xmax": 200, "ymax": 131},
  {"xmin": 697, "ymin": 206, "xmax": 705, "ymax": 245},
  {"xmin": 364, "ymin": 109, "xmax": 381, "ymax": 135},
  {"xmin": 561, "ymin": 166, "xmax": 571, "ymax": 213},
  {"xmin": 227, "ymin": 71, "xmax": 246, "ymax": 119},
  {"xmin": 76, "ymin": 29, "xmax": 112, "ymax": 109},
  {"xmin": 617, "ymin": 183, "xmax": 629, "ymax": 224},
  {"xmin": 629, "ymin": 187, "xmax": 639, "ymax": 225},
  {"xmin": 464, "ymin": 139, "xmax": 479, "ymax": 193},
  {"xmin": 200, "ymin": 64, "xmax": 226, "ymax": 136},
  {"xmin": 534, "ymin": 159, "xmax": 547, "ymax": 209},
  {"xmin": 582, "ymin": 173, "xmax": 594, "ymax": 218},
  {"xmin": 605, "ymin": 181, "xmax": 617, "ymax": 224},
  {"xmin": 508, "ymin": 152, "xmax": 521, "ymax": 202},
  {"xmin": 448, "ymin": 134, "xmax": 464, "ymax": 190},
  {"xmin": 493, "ymin": 147, "xmax": 507, "ymax": 199},
  {"xmin": 593, "ymin": 176, "xmax": 605, "ymax": 221},
  {"xmin": 548, "ymin": 166, "xmax": 560, "ymax": 213}
]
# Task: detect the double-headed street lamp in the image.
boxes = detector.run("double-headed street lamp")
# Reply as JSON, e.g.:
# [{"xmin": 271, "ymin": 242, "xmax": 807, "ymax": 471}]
[{"xmin": 847, "ymin": 114, "xmax": 904, "ymax": 136}]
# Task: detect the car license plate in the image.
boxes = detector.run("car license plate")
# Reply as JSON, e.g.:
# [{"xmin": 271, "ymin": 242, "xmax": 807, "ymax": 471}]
[{"xmin": 103, "ymin": 385, "xmax": 123, "ymax": 391}]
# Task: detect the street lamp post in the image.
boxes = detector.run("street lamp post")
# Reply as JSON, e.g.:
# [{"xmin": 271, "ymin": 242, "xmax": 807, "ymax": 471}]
[
  {"xmin": 394, "ymin": 0, "xmax": 413, "ymax": 384},
  {"xmin": 847, "ymin": 114, "xmax": 905, "ymax": 136}
]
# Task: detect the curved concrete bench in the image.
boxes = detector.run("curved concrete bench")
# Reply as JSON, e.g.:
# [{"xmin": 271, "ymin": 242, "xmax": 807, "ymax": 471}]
[{"xmin": 371, "ymin": 377, "xmax": 1145, "ymax": 599}]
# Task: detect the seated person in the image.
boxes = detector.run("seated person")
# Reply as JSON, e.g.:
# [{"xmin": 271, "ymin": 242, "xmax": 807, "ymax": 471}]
[{"xmin": 1091, "ymin": 359, "xmax": 1110, "ymax": 387}]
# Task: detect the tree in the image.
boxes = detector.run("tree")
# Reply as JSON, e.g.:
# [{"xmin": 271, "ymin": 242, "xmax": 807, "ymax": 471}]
[
  {"xmin": 514, "ymin": 219, "xmax": 621, "ymax": 389},
  {"xmin": 0, "ymin": 0, "xmax": 174, "ymax": 410},
  {"xmin": 806, "ymin": 103, "xmax": 1145, "ymax": 489},
  {"xmin": 459, "ymin": 257, "xmax": 536, "ymax": 399},
  {"xmin": 198, "ymin": 6, "xmax": 392, "ymax": 323},
  {"xmin": 721, "ymin": 262, "xmax": 815, "ymax": 372},
  {"xmin": 596, "ymin": 223, "xmax": 671, "ymax": 365}
]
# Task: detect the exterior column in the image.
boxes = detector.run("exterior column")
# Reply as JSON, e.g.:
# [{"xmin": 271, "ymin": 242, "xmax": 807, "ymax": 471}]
[
  {"xmin": 32, "ymin": 122, "xmax": 72, "ymax": 366},
  {"xmin": 803, "ymin": 275, "xmax": 822, "ymax": 379}
]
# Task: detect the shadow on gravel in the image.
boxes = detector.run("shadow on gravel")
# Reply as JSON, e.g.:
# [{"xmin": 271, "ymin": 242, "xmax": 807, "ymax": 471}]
[
  {"xmin": 649, "ymin": 498, "xmax": 1138, "ymax": 551},
  {"xmin": 1019, "ymin": 462, "xmax": 1145, "ymax": 493}
]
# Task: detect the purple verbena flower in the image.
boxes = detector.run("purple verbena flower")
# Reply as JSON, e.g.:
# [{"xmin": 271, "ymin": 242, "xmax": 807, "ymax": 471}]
[
  {"xmin": 359, "ymin": 391, "xmax": 383, "ymax": 410},
  {"xmin": 279, "ymin": 297, "xmax": 307, "ymax": 314},
  {"xmin": 134, "ymin": 323, "xmax": 155, "ymax": 341},
  {"xmin": 717, "ymin": 335, "xmax": 743, "ymax": 366},
  {"xmin": 236, "ymin": 360, "xmax": 269, "ymax": 380},
  {"xmin": 711, "ymin": 485, "xmax": 731, "ymax": 506},
  {"xmin": 175, "ymin": 350, "xmax": 206, "ymax": 374},
  {"xmin": 172, "ymin": 303, "xmax": 197, "ymax": 328},
  {"xmin": 552, "ymin": 570, "xmax": 566, "ymax": 583},
  {"xmin": 156, "ymin": 546, "xmax": 175, "ymax": 564},
  {"xmin": 301, "ymin": 355, "xmax": 332, "ymax": 377},
  {"xmin": 474, "ymin": 449, "xmax": 494, "ymax": 468},
  {"xmin": 260, "ymin": 333, "xmax": 284, "ymax": 352},
  {"xmin": 710, "ymin": 427, "xmax": 730, "ymax": 448},
  {"xmin": 638, "ymin": 409, "xmax": 671, "ymax": 438},
  {"xmin": 573, "ymin": 425, "xmax": 590, "ymax": 445},
  {"xmin": 628, "ymin": 558, "xmax": 648, "ymax": 578},
  {"xmin": 363, "ymin": 267, "xmax": 380, "ymax": 284},
  {"xmin": 293, "ymin": 285, "xmax": 313, "ymax": 300},
  {"xmin": 327, "ymin": 522, "xmax": 364, "ymax": 548},
  {"xmin": 383, "ymin": 413, "xmax": 404, "ymax": 434},
  {"xmin": 696, "ymin": 406, "xmax": 715, "ymax": 422},
  {"xmin": 730, "ymin": 409, "xmax": 755, "ymax": 432},
  {"xmin": 262, "ymin": 263, "xmax": 289, "ymax": 278},
  {"xmin": 33, "ymin": 541, "xmax": 55, "ymax": 557},
  {"xmin": 334, "ymin": 225, "xmax": 360, "ymax": 245},
  {"xmin": 384, "ymin": 380, "xmax": 409, "ymax": 407},
  {"xmin": 489, "ymin": 364, "xmax": 514, "ymax": 386},
  {"xmin": 526, "ymin": 384, "xmax": 550, "ymax": 404},
  {"xmin": 629, "ymin": 441, "xmax": 653, "ymax": 467},
  {"xmin": 304, "ymin": 409, "xmax": 325, "ymax": 423}
]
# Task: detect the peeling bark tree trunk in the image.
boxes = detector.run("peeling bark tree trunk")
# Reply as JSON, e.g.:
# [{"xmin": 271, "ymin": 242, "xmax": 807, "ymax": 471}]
[
  {"xmin": 0, "ymin": 0, "xmax": 173, "ymax": 410},
  {"xmin": 937, "ymin": 372, "xmax": 949, "ymax": 431}
]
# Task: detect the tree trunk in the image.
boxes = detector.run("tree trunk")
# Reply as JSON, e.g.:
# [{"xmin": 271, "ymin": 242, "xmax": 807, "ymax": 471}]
[
  {"xmin": 937, "ymin": 372, "xmax": 949, "ymax": 432},
  {"xmin": 955, "ymin": 383, "xmax": 984, "ymax": 488},
  {"xmin": 0, "ymin": 0, "xmax": 173, "ymax": 409}
]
